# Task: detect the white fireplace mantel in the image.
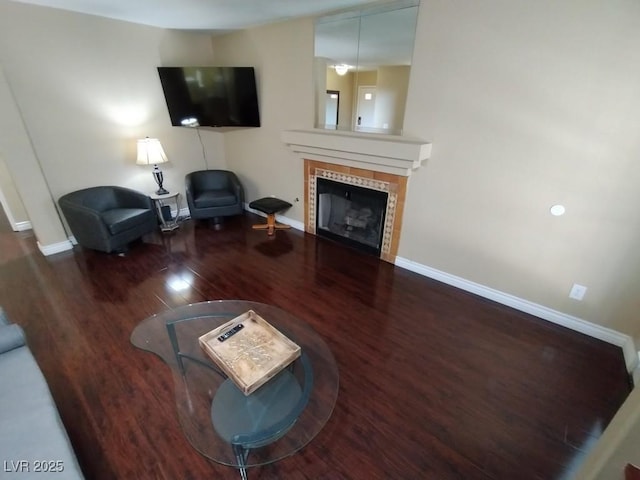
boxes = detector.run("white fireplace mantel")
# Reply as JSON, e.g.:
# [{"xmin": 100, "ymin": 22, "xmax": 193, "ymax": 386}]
[{"xmin": 282, "ymin": 129, "xmax": 432, "ymax": 177}]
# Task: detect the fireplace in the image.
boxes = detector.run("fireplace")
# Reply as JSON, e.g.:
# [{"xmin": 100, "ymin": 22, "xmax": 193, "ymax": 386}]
[
  {"xmin": 316, "ymin": 177, "xmax": 388, "ymax": 256},
  {"xmin": 282, "ymin": 129, "xmax": 432, "ymax": 263},
  {"xmin": 304, "ymin": 160, "xmax": 406, "ymax": 263}
]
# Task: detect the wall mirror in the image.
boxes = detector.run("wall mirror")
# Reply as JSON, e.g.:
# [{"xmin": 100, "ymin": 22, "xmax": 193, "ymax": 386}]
[{"xmin": 314, "ymin": 0, "xmax": 419, "ymax": 135}]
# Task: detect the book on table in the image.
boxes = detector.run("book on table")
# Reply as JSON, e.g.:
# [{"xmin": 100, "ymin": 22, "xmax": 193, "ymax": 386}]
[{"xmin": 198, "ymin": 310, "xmax": 301, "ymax": 395}]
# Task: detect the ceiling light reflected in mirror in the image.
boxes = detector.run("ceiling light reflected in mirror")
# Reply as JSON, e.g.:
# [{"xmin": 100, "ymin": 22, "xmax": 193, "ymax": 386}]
[{"xmin": 333, "ymin": 64, "xmax": 352, "ymax": 76}]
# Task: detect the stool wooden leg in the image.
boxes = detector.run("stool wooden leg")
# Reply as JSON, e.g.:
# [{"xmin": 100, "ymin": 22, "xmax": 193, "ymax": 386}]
[
  {"xmin": 266, "ymin": 214, "xmax": 276, "ymax": 235},
  {"xmin": 252, "ymin": 213, "xmax": 291, "ymax": 236}
]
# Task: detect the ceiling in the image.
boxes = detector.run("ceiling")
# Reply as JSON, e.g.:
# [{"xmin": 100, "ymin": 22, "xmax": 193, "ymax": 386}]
[
  {"xmin": 10, "ymin": 0, "xmax": 420, "ymax": 69},
  {"xmin": 9, "ymin": 0, "xmax": 383, "ymax": 31}
]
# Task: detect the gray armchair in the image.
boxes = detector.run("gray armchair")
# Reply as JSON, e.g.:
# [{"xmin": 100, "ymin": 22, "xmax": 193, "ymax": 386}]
[
  {"xmin": 185, "ymin": 170, "xmax": 244, "ymax": 221},
  {"xmin": 58, "ymin": 186, "xmax": 156, "ymax": 253}
]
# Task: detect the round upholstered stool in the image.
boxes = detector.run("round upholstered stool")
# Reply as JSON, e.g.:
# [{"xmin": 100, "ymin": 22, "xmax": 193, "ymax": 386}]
[{"xmin": 249, "ymin": 197, "xmax": 292, "ymax": 235}]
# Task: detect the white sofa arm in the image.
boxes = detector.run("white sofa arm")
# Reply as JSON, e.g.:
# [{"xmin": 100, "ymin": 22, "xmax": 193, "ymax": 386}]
[{"xmin": 0, "ymin": 324, "xmax": 26, "ymax": 354}]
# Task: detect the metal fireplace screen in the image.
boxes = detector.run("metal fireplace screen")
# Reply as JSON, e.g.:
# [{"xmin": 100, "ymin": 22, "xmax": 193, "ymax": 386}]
[{"xmin": 316, "ymin": 177, "xmax": 388, "ymax": 256}]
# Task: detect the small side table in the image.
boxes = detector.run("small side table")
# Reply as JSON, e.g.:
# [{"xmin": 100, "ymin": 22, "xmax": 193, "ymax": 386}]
[{"xmin": 150, "ymin": 192, "xmax": 181, "ymax": 232}]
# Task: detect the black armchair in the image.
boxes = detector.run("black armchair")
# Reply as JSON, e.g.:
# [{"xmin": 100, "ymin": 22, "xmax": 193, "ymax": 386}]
[
  {"xmin": 185, "ymin": 170, "xmax": 244, "ymax": 221},
  {"xmin": 58, "ymin": 186, "xmax": 156, "ymax": 253}
]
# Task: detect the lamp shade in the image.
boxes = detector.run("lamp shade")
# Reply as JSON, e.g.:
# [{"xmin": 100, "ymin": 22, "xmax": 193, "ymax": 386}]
[{"xmin": 136, "ymin": 137, "xmax": 168, "ymax": 166}]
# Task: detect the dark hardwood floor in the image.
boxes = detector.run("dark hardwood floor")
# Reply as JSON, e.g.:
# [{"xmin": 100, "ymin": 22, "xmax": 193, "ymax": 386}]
[{"xmin": 0, "ymin": 206, "xmax": 631, "ymax": 479}]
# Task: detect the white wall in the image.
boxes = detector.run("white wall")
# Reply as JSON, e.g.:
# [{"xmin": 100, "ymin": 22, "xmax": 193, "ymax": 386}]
[
  {"xmin": 0, "ymin": 145, "xmax": 30, "ymax": 229},
  {"xmin": 402, "ymin": 0, "xmax": 640, "ymax": 340},
  {"xmin": 211, "ymin": 18, "xmax": 315, "ymax": 218},
  {"xmin": 0, "ymin": 0, "xmax": 225, "ymax": 249},
  {"xmin": 0, "ymin": 65, "xmax": 66, "ymax": 247}
]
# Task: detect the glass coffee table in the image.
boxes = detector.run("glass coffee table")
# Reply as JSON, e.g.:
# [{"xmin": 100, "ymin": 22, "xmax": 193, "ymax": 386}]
[{"xmin": 130, "ymin": 301, "xmax": 339, "ymax": 479}]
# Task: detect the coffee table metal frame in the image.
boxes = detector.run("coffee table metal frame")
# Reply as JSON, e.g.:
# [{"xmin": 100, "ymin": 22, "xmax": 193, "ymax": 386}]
[{"xmin": 131, "ymin": 301, "xmax": 339, "ymax": 479}]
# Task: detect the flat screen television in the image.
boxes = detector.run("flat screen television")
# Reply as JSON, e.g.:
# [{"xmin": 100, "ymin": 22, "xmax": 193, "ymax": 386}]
[{"xmin": 157, "ymin": 66, "xmax": 260, "ymax": 128}]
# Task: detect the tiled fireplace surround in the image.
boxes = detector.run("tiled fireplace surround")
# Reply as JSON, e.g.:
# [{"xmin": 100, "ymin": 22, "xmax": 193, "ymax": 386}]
[{"xmin": 282, "ymin": 129, "xmax": 432, "ymax": 263}]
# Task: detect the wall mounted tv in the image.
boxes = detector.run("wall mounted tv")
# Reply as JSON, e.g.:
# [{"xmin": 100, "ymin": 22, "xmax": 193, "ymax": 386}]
[{"xmin": 157, "ymin": 66, "xmax": 260, "ymax": 128}]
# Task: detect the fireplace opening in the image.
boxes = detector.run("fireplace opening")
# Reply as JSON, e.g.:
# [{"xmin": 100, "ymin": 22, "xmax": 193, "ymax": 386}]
[{"xmin": 316, "ymin": 177, "xmax": 388, "ymax": 256}]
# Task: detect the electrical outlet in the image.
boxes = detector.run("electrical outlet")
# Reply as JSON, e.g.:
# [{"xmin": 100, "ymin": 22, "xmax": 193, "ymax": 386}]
[{"xmin": 569, "ymin": 284, "xmax": 587, "ymax": 301}]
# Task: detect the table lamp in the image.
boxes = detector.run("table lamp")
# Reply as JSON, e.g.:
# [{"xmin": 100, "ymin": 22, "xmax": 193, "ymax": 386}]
[{"xmin": 137, "ymin": 137, "xmax": 169, "ymax": 195}]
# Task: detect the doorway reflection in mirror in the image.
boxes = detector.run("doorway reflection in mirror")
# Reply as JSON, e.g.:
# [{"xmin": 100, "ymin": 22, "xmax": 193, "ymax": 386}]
[
  {"xmin": 314, "ymin": 0, "xmax": 419, "ymax": 135},
  {"xmin": 325, "ymin": 90, "xmax": 340, "ymax": 129}
]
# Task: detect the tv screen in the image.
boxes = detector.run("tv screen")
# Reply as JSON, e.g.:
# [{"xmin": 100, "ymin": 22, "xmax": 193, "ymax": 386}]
[{"xmin": 157, "ymin": 66, "xmax": 260, "ymax": 128}]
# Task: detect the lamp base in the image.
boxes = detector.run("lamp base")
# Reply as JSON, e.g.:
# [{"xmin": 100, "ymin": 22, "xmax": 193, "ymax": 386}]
[{"xmin": 152, "ymin": 165, "xmax": 168, "ymax": 196}]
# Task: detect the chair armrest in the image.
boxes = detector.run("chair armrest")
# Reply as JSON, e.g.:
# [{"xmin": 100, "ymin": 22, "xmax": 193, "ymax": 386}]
[
  {"xmin": 185, "ymin": 174, "xmax": 196, "ymax": 211},
  {"xmin": 114, "ymin": 187, "xmax": 153, "ymax": 209},
  {"xmin": 228, "ymin": 173, "xmax": 244, "ymax": 205},
  {"xmin": 185, "ymin": 173, "xmax": 195, "ymax": 191},
  {"xmin": 60, "ymin": 202, "xmax": 108, "ymax": 230},
  {"xmin": 0, "ymin": 324, "xmax": 26, "ymax": 354},
  {"xmin": 59, "ymin": 203, "xmax": 111, "ymax": 246}
]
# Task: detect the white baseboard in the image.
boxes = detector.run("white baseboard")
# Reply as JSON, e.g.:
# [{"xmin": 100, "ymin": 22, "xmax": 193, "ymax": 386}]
[
  {"xmin": 14, "ymin": 221, "xmax": 32, "ymax": 232},
  {"xmin": 38, "ymin": 239, "xmax": 74, "ymax": 256},
  {"xmin": 243, "ymin": 203, "xmax": 305, "ymax": 231},
  {"xmin": 395, "ymin": 256, "xmax": 638, "ymax": 374}
]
